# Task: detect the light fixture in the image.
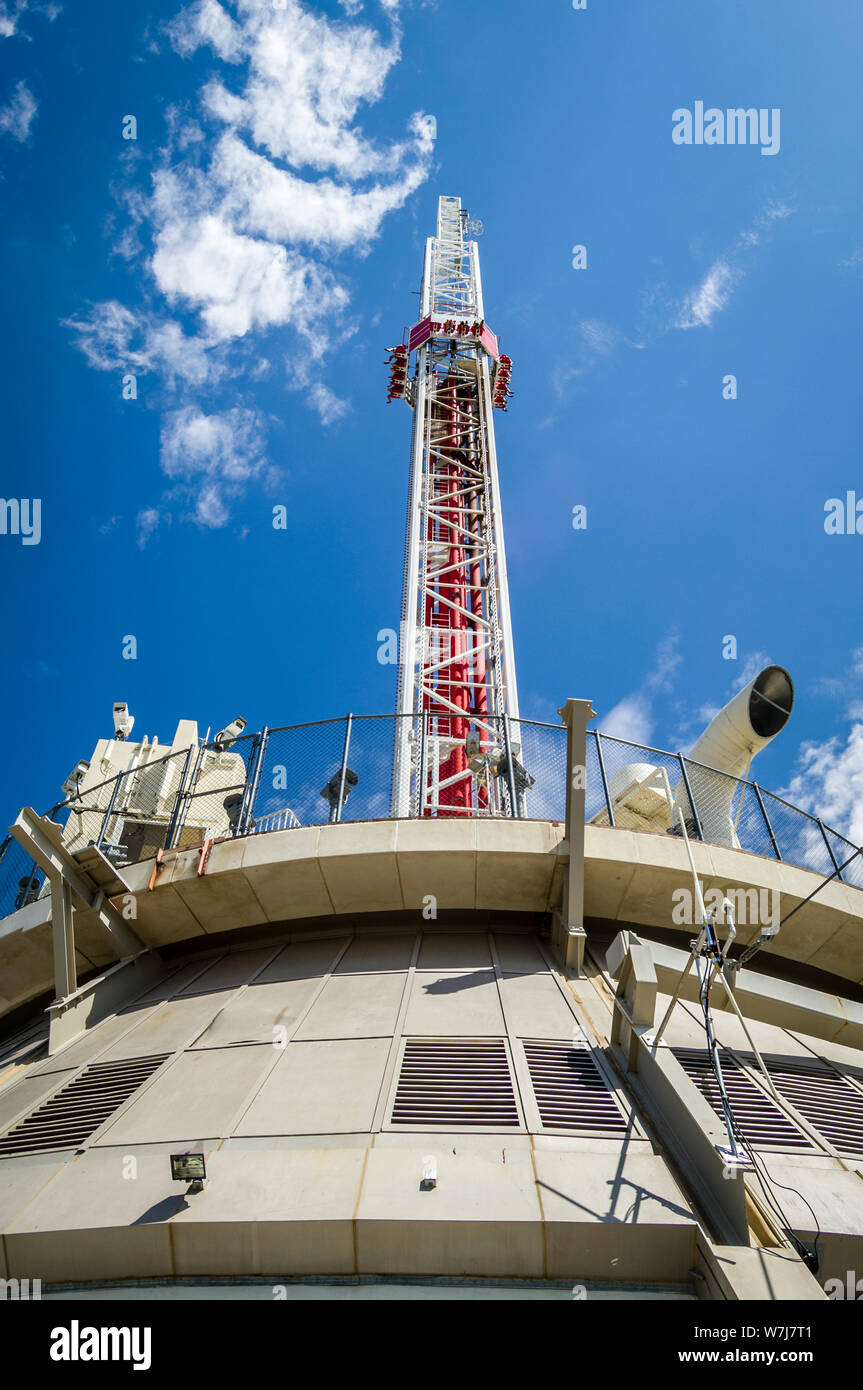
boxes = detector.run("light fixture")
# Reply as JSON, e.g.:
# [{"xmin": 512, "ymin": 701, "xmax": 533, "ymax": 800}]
[{"xmin": 170, "ymin": 1151, "xmax": 207, "ymax": 1192}]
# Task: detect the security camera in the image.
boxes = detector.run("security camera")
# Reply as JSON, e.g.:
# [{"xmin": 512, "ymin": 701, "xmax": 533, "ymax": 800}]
[
  {"xmin": 61, "ymin": 760, "xmax": 90, "ymax": 798},
  {"xmin": 113, "ymin": 702, "xmax": 135, "ymax": 741},
  {"xmin": 214, "ymin": 716, "xmax": 247, "ymax": 750}
]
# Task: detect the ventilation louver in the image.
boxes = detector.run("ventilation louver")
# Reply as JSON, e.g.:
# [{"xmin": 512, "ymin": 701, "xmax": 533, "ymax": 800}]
[
  {"xmin": 523, "ymin": 1040, "xmax": 629, "ymax": 1133},
  {"xmin": 391, "ymin": 1039, "xmax": 519, "ymax": 1127},
  {"xmin": 759, "ymin": 1058, "xmax": 863, "ymax": 1157},
  {"xmin": 673, "ymin": 1047, "xmax": 811, "ymax": 1150},
  {"xmin": 0, "ymin": 1053, "xmax": 169, "ymax": 1157}
]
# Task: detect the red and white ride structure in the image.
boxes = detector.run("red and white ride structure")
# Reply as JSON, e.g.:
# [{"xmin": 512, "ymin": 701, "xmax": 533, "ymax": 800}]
[{"xmin": 389, "ymin": 196, "xmax": 525, "ymax": 818}]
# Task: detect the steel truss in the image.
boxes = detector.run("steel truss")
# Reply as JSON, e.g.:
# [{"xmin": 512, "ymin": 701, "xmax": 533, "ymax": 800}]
[{"xmin": 391, "ymin": 197, "xmax": 522, "ymax": 818}]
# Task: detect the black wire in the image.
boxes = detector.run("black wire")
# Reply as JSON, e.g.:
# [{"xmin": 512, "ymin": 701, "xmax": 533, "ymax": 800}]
[
  {"xmin": 777, "ymin": 843, "xmax": 863, "ymax": 931},
  {"xmin": 730, "ymin": 1118, "xmax": 821, "ymax": 1273},
  {"xmin": 696, "ymin": 951, "xmax": 821, "ymax": 1272}
]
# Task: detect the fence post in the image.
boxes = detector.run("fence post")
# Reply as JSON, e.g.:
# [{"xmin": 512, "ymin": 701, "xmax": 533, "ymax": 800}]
[
  {"xmin": 169, "ymin": 741, "xmax": 207, "ymax": 850},
  {"xmin": 752, "ymin": 782, "xmax": 782, "ymax": 862},
  {"xmin": 238, "ymin": 728, "xmax": 268, "ymax": 837},
  {"xmin": 677, "ymin": 755, "xmax": 704, "ymax": 841},
  {"xmin": 95, "ymin": 769, "xmax": 125, "ymax": 851},
  {"xmin": 594, "ymin": 731, "xmax": 615, "ymax": 828},
  {"xmin": 502, "ymin": 713, "xmax": 519, "ymax": 818},
  {"xmin": 818, "ymin": 818, "xmax": 843, "ymax": 881},
  {"xmin": 335, "ymin": 714, "xmax": 353, "ymax": 824},
  {"xmin": 163, "ymin": 747, "xmax": 194, "ymax": 850}
]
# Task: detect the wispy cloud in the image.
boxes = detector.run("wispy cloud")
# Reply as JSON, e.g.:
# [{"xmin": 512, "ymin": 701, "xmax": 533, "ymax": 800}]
[
  {"xmin": 676, "ymin": 258, "xmax": 740, "ymax": 329},
  {"xmin": 0, "ymin": 78, "xmax": 36, "ymax": 140},
  {"xmin": 67, "ymin": 0, "xmax": 433, "ymax": 535},
  {"xmin": 675, "ymin": 202, "xmax": 793, "ymax": 330},
  {"xmin": 780, "ymin": 643, "xmax": 863, "ymax": 843},
  {"xmin": 785, "ymin": 727, "xmax": 863, "ymax": 846},
  {"xmin": 553, "ymin": 200, "xmax": 794, "ymax": 397},
  {"xmin": 599, "ymin": 630, "xmax": 682, "ymax": 745},
  {"xmin": 0, "ymin": 0, "xmax": 60, "ymax": 41}
]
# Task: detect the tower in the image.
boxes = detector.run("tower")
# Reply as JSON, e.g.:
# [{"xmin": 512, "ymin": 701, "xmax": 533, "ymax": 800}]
[{"xmin": 389, "ymin": 196, "xmax": 522, "ymax": 818}]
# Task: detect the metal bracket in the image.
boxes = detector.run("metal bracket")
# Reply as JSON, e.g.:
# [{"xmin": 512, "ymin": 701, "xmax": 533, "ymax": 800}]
[{"xmin": 9, "ymin": 807, "xmax": 145, "ymax": 1002}]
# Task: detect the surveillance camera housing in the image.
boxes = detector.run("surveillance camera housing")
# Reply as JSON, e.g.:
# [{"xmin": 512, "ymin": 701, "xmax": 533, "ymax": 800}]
[
  {"xmin": 213, "ymin": 717, "xmax": 247, "ymax": 750},
  {"xmin": 112, "ymin": 702, "xmax": 135, "ymax": 741},
  {"xmin": 61, "ymin": 760, "xmax": 90, "ymax": 798}
]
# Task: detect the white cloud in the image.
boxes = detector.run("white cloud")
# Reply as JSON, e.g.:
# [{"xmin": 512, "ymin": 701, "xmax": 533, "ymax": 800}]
[
  {"xmin": 600, "ymin": 694, "xmax": 655, "ymax": 745},
  {"xmin": 151, "ymin": 211, "xmax": 348, "ymax": 342},
  {"xmin": 159, "ymin": 405, "xmax": 267, "ymax": 528},
  {"xmin": 676, "ymin": 258, "xmax": 740, "ymax": 329},
  {"xmin": 675, "ymin": 203, "xmax": 793, "ymax": 331},
  {"xmin": 167, "ymin": 0, "xmax": 243, "ymax": 63},
  {"xmin": 0, "ymin": 1, "xmax": 60, "ymax": 41},
  {"xmin": 70, "ymin": 0, "xmax": 431, "ymax": 524},
  {"xmin": 64, "ymin": 300, "xmax": 220, "ymax": 388},
  {"xmin": 135, "ymin": 507, "xmax": 162, "ymax": 549},
  {"xmin": 785, "ymin": 725, "xmax": 863, "ymax": 846},
  {"xmin": 308, "ymin": 382, "xmax": 349, "ymax": 425},
  {"xmin": 598, "ymin": 631, "xmax": 681, "ymax": 746},
  {"xmin": 0, "ymin": 78, "xmax": 36, "ymax": 140}
]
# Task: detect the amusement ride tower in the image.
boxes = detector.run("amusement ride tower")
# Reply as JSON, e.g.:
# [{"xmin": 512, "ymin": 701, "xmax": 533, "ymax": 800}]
[{"xmin": 389, "ymin": 196, "xmax": 522, "ymax": 819}]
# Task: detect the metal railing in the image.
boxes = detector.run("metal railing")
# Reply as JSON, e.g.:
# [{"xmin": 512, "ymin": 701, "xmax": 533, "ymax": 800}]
[{"xmin": 1, "ymin": 717, "xmax": 860, "ymax": 920}]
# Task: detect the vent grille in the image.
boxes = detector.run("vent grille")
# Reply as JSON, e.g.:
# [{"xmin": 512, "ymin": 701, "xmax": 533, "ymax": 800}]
[
  {"xmin": 761, "ymin": 1059, "xmax": 863, "ymax": 1157},
  {"xmin": 524, "ymin": 1040, "xmax": 629, "ymax": 1133},
  {"xmin": 391, "ymin": 1039, "xmax": 519, "ymax": 1127},
  {"xmin": 0, "ymin": 1053, "xmax": 169, "ymax": 1157},
  {"xmin": 673, "ymin": 1048, "xmax": 811, "ymax": 1150}
]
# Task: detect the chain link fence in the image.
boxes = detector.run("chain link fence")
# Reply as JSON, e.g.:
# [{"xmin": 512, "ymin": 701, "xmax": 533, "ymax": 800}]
[{"xmin": 1, "ymin": 717, "xmax": 861, "ymax": 919}]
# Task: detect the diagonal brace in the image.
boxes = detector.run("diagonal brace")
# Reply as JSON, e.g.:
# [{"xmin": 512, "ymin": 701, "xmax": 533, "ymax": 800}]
[{"xmin": 10, "ymin": 808, "xmax": 145, "ymax": 965}]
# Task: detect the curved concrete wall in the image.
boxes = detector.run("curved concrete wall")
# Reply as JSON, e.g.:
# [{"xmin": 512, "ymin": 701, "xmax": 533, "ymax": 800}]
[{"xmin": 2, "ymin": 818, "xmax": 863, "ymax": 1018}]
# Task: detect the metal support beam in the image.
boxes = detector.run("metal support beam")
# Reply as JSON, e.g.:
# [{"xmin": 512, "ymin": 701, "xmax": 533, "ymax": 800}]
[
  {"xmin": 10, "ymin": 807, "xmax": 145, "ymax": 965},
  {"xmin": 553, "ymin": 698, "xmax": 596, "ymax": 975}
]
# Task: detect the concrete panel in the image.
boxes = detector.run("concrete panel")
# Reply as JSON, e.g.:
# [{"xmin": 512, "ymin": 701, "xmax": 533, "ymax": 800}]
[
  {"xmin": 169, "ymin": 1146, "xmax": 364, "ymax": 1277},
  {"xmin": 235, "ymin": 1039, "xmax": 390, "ymax": 1135},
  {"xmin": 132, "ymin": 883, "xmax": 207, "ymax": 946},
  {"xmin": 417, "ymin": 932, "xmax": 492, "ymax": 971},
  {"xmin": 493, "ymin": 933, "xmax": 548, "ymax": 974},
  {"xmin": 171, "ymin": 870, "xmax": 268, "ymax": 936},
  {"xmin": 318, "ymin": 823, "xmax": 403, "ymax": 914},
  {"xmin": 102, "ymin": 991, "xmax": 237, "ymax": 1059},
  {"xmin": 192, "ymin": 979, "xmax": 321, "ymax": 1048},
  {"xmin": 243, "ymin": 850, "xmax": 334, "ymax": 923},
  {"xmin": 500, "ymin": 972, "xmax": 577, "ymax": 1039},
  {"xmin": 178, "ymin": 948, "xmax": 275, "ymax": 994},
  {"xmin": 355, "ymin": 1146, "xmax": 544, "ymax": 1277},
  {"xmin": 534, "ymin": 1148, "xmax": 697, "ymax": 1281},
  {"xmin": 256, "ymin": 938, "xmax": 348, "ymax": 983},
  {"xmin": 475, "ymin": 820, "xmax": 560, "ymax": 913},
  {"xmin": 134, "ymin": 959, "xmax": 218, "ymax": 1003},
  {"xmin": 294, "ymin": 973, "xmax": 406, "ymax": 1040},
  {"xmin": 395, "ymin": 819, "xmax": 477, "ymax": 912},
  {"xmin": 3, "ymin": 1145, "xmax": 181, "ymax": 1282},
  {"xmin": 29, "ymin": 1007, "xmax": 157, "ymax": 1076},
  {"xmin": 335, "ymin": 934, "xmax": 416, "ymax": 974},
  {"xmin": 404, "ymin": 970, "xmax": 505, "ymax": 1036},
  {"xmin": 0, "ymin": 1154, "xmax": 67, "ymax": 1230},
  {"xmin": 95, "ymin": 1046, "xmax": 272, "ymax": 1145}
]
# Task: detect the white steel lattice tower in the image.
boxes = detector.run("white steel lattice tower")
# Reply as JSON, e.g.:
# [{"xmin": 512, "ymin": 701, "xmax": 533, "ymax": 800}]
[{"xmin": 389, "ymin": 196, "xmax": 523, "ymax": 818}]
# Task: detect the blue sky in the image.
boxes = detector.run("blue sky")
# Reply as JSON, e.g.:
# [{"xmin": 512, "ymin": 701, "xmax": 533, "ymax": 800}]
[{"xmin": 1, "ymin": 0, "xmax": 862, "ymax": 840}]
